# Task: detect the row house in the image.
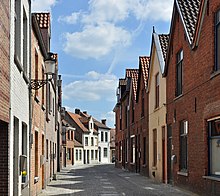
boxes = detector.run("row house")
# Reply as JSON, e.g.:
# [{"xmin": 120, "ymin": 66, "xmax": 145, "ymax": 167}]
[
  {"xmin": 0, "ymin": 0, "xmax": 10, "ymax": 195},
  {"xmin": 164, "ymin": 0, "xmax": 220, "ymax": 195},
  {"xmin": 63, "ymin": 109, "xmax": 112, "ymax": 165},
  {"xmin": 9, "ymin": 0, "xmax": 31, "ymax": 195},
  {"xmin": 110, "ymin": 128, "xmax": 116, "ymax": 162},
  {"xmin": 30, "ymin": 13, "xmax": 62, "ymax": 195},
  {"xmin": 114, "ymin": 62, "xmax": 150, "ymax": 177},
  {"xmin": 148, "ymin": 32, "xmax": 169, "ymax": 183},
  {"xmin": 115, "ymin": 0, "xmax": 220, "ymax": 195},
  {"xmin": 95, "ymin": 119, "xmax": 111, "ymax": 163}
]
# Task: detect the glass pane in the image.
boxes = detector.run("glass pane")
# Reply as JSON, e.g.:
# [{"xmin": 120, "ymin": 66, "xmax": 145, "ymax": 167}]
[
  {"xmin": 211, "ymin": 119, "xmax": 220, "ymax": 137},
  {"xmin": 211, "ymin": 138, "xmax": 220, "ymax": 175},
  {"xmin": 216, "ymin": 10, "xmax": 220, "ymax": 24}
]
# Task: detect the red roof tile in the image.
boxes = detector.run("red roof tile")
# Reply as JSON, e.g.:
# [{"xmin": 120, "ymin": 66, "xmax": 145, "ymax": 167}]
[
  {"xmin": 139, "ymin": 56, "xmax": 150, "ymax": 88},
  {"xmin": 158, "ymin": 34, "xmax": 169, "ymax": 61},
  {"xmin": 35, "ymin": 12, "xmax": 50, "ymax": 29},
  {"xmin": 126, "ymin": 69, "xmax": 139, "ymax": 100}
]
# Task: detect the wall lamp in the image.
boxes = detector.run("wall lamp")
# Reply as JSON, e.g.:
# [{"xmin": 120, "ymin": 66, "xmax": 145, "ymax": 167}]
[{"xmin": 30, "ymin": 52, "xmax": 56, "ymax": 90}]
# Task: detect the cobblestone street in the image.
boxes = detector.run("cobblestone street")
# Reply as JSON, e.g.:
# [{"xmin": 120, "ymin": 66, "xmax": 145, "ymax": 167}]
[{"xmin": 39, "ymin": 164, "xmax": 198, "ymax": 196}]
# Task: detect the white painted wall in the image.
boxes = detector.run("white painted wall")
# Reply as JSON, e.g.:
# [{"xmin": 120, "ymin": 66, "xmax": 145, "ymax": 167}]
[
  {"xmin": 82, "ymin": 118, "xmax": 99, "ymax": 164},
  {"xmin": 9, "ymin": 0, "xmax": 30, "ymax": 195},
  {"xmin": 98, "ymin": 128, "xmax": 111, "ymax": 163}
]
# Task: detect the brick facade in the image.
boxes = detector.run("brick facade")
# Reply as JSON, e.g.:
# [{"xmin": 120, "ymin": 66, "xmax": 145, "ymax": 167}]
[
  {"xmin": 165, "ymin": 0, "xmax": 220, "ymax": 194},
  {"xmin": 0, "ymin": 1, "xmax": 10, "ymax": 195}
]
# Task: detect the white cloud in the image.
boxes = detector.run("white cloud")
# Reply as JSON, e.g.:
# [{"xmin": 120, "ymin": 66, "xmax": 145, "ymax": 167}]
[
  {"xmin": 31, "ymin": 0, "xmax": 57, "ymax": 12},
  {"xmin": 63, "ymin": 71, "xmax": 118, "ymax": 102},
  {"xmin": 60, "ymin": 0, "xmax": 173, "ymax": 60},
  {"xmin": 63, "ymin": 23, "xmax": 131, "ymax": 59},
  {"xmin": 58, "ymin": 12, "xmax": 81, "ymax": 24}
]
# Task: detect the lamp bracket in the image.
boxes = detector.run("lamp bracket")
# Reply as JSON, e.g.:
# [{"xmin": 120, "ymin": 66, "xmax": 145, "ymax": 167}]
[{"xmin": 30, "ymin": 78, "xmax": 51, "ymax": 90}]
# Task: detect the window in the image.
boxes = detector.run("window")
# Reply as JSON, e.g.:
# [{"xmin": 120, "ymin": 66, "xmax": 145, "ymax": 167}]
[
  {"xmin": 215, "ymin": 10, "xmax": 220, "ymax": 71},
  {"xmin": 42, "ymin": 68, "xmax": 45, "ymax": 106},
  {"xmin": 155, "ymin": 73, "xmax": 159, "ymax": 108},
  {"xmin": 180, "ymin": 120, "xmax": 188, "ymax": 172},
  {"xmin": 125, "ymin": 105, "xmax": 127, "ymax": 128},
  {"xmin": 35, "ymin": 132, "xmax": 38, "ymax": 177},
  {"xmin": 208, "ymin": 118, "xmax": 220, "ymax": 176},
  {"xmin": 85, "ymin": 137, "xmax": 88, "ymax": 146},
  {"xmin": 23, "ymin": 9, "xmax": 28, "ymax": 75},
  {"xmin": 104, "ymin": 148, "xmax": 107, "ymax": 157},
  {"xmin": 101, "ymin": 132, "xmax": 104, "ymax": 142},
  {"xmin": 22, "ymin": 123, "xmax": 27, "ymax": 156},
  {"xmin": 35, "ymin": 51, "xmax": 39, "ymax": 96},
  {"xmin": 131, "ymin": 137, "xmax": 135, "ymax": 163},
  {"xmin": 95, "ymin": 150, "xmax": 98, "ymax": 160},
  {"xmin": 90, "ymin": 123, "xmax": 93, "ymax": 129},
  {"xmin": 153, "ymin": 129, "xmax": 157, "ymax": 167},
  {"xmin": 91, "ymin": 137, "xmax": 94, "ymax": 146},
  {"xmin": 76, "ymin": 149, "xmax": 78, "ymax": 161},
  {"xmin": 141, "ymin": 89, "xmax": 145, "ymax": 116},
  {"xmin": 91, "ymin": 150, "xmax": 94, "ymax": 160},
  {"xmin": 14, "ymin": 0, "xmax": 21, "ymax": 62},
  {"xmin": 176, "ymin": 50, "xmax": 183, "ymax": 96},
  {"xmin": 46, "ymin": 139, "xmax": 48, "ymax": 160},
  {"xmin": 79, "ymin": 150, "xmax": 82, "ymax": 160},
  {"xmin": 67, "ymin": 148, "xmax": 71, "ymax": 160},
  {"xmin": 105, "ymin": 132, "xmax": 108, "ymax": 142},
  {"xmin": 143, "ymin": 137, "xmax": 146, "ymax": 165},
  {"xmin": 119, "ymin": 141, "xmax": 122, "ymax": 162}
]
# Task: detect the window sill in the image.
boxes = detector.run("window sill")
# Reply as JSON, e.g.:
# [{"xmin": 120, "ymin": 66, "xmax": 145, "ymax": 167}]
[
  {"xmin": 42, "ymin": 104, "xmax": 46, "ymax": 111},
  {"xmin": 130, "ymin": 162, "xmax": 135, "ymax": 165},
  {"xmin": 174, "ymin": 94, "xmax": 183, "ymax": 101},
  {"xmin": 154, "ymin": 107, "xmax": 159, "ymax": 112},
  {"xmin": 177, "ymin": 171, "xmax": 188, "ymax": 176},
  {"xmin": 210, "ymin": 70, "xmax": 220, "ymax": 79},
  {"xmin": 203, "ymin": 176, "xmax": 220, "ymax": 182},
  {"xmin": 34, "ymin": 176, "xmax": 39, "ymax": 184}
]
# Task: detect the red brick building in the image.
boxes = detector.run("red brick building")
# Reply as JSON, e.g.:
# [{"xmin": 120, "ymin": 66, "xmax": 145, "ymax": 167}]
[
  {"xmin": 114, "ymin": 59, "xmax": 150, "ymax": 177},
  {"xmin": 0, "ymin": 0, "xmax": 10, "ymax": 195},
  {"xmin": 164, "ymin": 0, "xmax": 220, "ymax": 194}
]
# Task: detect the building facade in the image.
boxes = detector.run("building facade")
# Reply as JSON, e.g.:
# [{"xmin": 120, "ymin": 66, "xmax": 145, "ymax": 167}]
[
  {"xmin": 164, "ymin": 0, "xmax": 220, "ymax": 194},
  {"xmin": 148, "ymin": 32, "xmax": 169, "ymax": 182},
  {"xmin": 9, "ymin": 0, "xmax": 31, "ymax": 195}
]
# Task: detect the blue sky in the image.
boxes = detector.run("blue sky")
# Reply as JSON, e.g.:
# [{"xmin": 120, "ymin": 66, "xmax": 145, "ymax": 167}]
[{"xmin": 32, "ymin": 0, "xmax": 173, "ymax": 128}]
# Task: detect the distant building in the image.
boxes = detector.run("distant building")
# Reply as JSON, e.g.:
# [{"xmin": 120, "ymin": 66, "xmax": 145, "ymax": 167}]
[{"xmin": 110, "ymin": 129, "xmax": 116, "ymax": 162}]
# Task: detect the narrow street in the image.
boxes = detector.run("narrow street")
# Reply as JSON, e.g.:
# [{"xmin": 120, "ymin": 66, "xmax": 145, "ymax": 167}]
[{"xmin": 39, "ymin": 164, "xmax": 197, "ymax": 196}]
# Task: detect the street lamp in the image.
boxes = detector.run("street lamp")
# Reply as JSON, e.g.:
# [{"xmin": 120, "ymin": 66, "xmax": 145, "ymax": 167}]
[{"xmin": 30, "ymin": 52, "xmax": 56, "ymax": 90}]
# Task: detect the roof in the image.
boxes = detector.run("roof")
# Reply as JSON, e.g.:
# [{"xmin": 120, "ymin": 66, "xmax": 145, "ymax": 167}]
[
  {"xmin": 176, "ymin": 0, "xmax": 201, "ymax": 44},
  {"xmin": 93, "ymin": 118, "xmax": 110, "ymax": 130},
  {"xmin": 67, "ymin": 111, "xmax": 89, "ymax": 133},
  {"xmin": 119, "ymin": 78, "xmax": 127, "ymax": 86},
  {"xmin": 35, "ymin": 13, "xmax": 50, "ymax": 28},
  {"xmin": 139, "ymin": 57, "xmax": 150, "ymax": 89},
  {"xmin": 74, "ymin": 140, "xmax": 83, "ymax": 148},
  {"xmin": 158, "ymin": 34, "xmax": 169, "ymax": 61},
  {"xmin": 126, "ymin": 69, "xmax": 139, "ymax": 100}
]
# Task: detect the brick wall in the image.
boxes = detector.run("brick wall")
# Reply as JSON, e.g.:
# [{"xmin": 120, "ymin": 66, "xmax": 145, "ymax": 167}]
[
  {"xmin": 0, "ymin": 1, "xmax": 10, "ymax": 195},
  {"xmin": 166, "ymin": 1, "xmax": 220, "ymax": 195},
  {"xmin": 0, "ymin": 0, "xmax": 10, "ymax": 123}
]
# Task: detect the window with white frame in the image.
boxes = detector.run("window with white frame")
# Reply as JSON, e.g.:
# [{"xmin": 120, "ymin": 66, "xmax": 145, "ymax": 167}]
[
  {"xmin": 176, "ymin": 50, "xmax": 183, "ymax": 96},
  {"xmin": 95, "ymin": 150, "xmax": 98, "ymax": 160},
  {"xmin": 104, "ymin": 148, "xmax": 108, "ymax": 157},
  {"xmin": 91, "ymin": 137, "xmax": 94, "ymax": 146},
  {"xmin": 105, "ymin": 132, "xmax": 108, "ymax": 142},
  {"xmin": 79, "ymin": 150, "xmax": 82, "ymax": 160},
  {"xmin": 208, "ymin": 118, "xmax": 220, "ymax": 176},
  {"xmin": 101, "ymin": 131, "xmax": 104, "ymax": 142},
  {"xmin": 91, "ymin": 150, "xmax": 94, "ymax": 160},
  {"xmin": 76, "ymin": 149, "xmax": 78, "ymax": 161},
  {"xmin": 180, "ymin": 120, "xmax": 188, "ymax": 172},
  {"xmin": 85, "ymin": 137, "xmax": 88, "ymax": 146}
]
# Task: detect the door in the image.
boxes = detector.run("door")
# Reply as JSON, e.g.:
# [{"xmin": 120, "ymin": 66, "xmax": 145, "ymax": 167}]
[
  {"xmin": 72, "ymin": 148, "xmax": 74, "ymax": 165},
  {"xmin": 167, "ymin": 124, "xmax": 173, "ymax": 184}
]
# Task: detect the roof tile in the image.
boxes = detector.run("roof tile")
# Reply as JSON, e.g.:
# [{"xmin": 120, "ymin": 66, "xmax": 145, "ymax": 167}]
[
  {"xmin": 139, "ymin": 56, "xmax": 150, "ymax": 88},
  {"xmin": 158, "ymin": 34, "xmax": 169, "ymax": 61},
  {"xmin": 126, "ymin": 69, "xmax": 139, "ymax": 99},
  {"xmin": 35, "ymin": 13, "xmax": 50, "ymax": 29}
]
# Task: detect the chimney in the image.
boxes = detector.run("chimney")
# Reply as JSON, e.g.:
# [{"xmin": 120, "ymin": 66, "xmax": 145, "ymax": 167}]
[
  {"xmin": 101, "ymin": 119, "xmax": 106, "ymax": 125},
  {"xmin": 75, "ymin": 109, "xmax": 80, "ymax": 114},
  {"xmin": 83, "ymin": 111, "xmax": 87, "ymax": 115}
]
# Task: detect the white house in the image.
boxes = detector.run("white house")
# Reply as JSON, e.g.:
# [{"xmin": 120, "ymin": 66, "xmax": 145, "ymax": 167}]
[
  {"xmin": 9, "ymin": 0, "xmax": 31, "ymax": 195},
  {"xmin": 95, "ymin": 119, "xmax": 111, "ymax": 163}
]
